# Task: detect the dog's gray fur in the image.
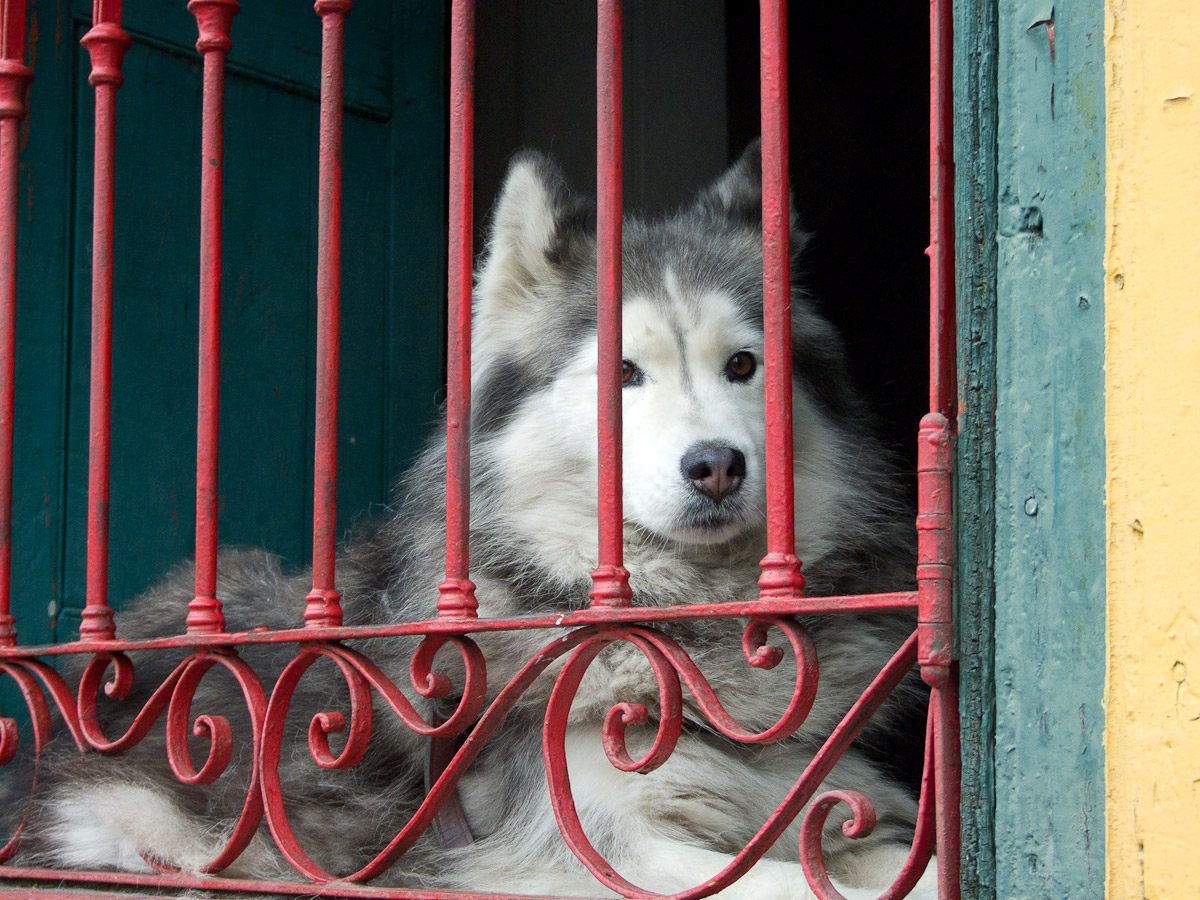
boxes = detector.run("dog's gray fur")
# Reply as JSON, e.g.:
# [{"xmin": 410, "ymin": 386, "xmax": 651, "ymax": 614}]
[{"xmin": 7, "ymin": 145, "xmax": 932, "ymax": 898}]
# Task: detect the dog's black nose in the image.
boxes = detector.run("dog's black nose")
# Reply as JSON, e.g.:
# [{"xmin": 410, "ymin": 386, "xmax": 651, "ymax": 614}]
[{"xmin": 681, "ymin": 444, "xmax": 746, "ymax": 503}]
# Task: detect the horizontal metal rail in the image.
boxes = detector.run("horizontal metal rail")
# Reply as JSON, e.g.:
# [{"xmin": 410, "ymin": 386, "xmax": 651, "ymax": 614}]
[{"xmin": 0, "ymin": 592, "xmax": 919, "ymax": 658}]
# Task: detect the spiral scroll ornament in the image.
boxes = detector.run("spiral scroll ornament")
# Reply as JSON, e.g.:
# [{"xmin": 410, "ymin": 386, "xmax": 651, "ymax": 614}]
[
  {"xmin": 798, "ymin": 710, "xmax": 938, "ymax": 900},
  {"xmin": 540, "ymin": 617, "xmax": 830, "ymax": 898},
  {"xmin": 73, "ymin": 650, "xmax": 268, "ymax": 874},
  {"xmin": 537, "ymin": 623, "xmax": 928, "ymax": 899},
  {"xmin": 260, "ymin": 634, "xmax": 493, "ymax": 882}
]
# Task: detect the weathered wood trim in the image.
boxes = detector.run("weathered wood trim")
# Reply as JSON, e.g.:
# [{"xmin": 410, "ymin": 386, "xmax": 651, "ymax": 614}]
[
  {"xmin": 991, "ymin": 0, "xmax": 1107, "ymax": 896},
  {"xmin": 953, "ymin": 0, "xmax": 998, "ymax": 895}
]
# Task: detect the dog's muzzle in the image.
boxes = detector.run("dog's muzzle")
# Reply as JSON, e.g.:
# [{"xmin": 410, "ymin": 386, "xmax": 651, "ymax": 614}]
[{"xmin": 680, "ymin": 442, "xmax": 746, "ymax": 503}]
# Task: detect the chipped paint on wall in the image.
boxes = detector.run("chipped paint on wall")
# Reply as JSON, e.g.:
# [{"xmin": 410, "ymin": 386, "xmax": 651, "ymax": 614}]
[{"xmin": 1105, "ymin": 0, "xmax": 1200, "ymax": 896}]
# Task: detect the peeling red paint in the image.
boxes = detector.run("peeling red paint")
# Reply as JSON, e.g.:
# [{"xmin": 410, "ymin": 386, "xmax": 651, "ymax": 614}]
[{"xmin": 1029, "ymin": 10, "xmax": 1057, "ymax": 119}]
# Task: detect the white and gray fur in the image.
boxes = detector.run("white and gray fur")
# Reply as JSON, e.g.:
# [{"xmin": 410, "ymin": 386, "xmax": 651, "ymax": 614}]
[{"xmin": 6, "ymin": 146, "xmax": 934, "ymax": 898}]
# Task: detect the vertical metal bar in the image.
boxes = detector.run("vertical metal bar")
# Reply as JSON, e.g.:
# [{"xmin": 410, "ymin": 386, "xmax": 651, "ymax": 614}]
[
  {"xmin": 924, "ymin": 0, "xmax": 960, "ymax": 894},
  {"xmin": 185, "ymin": 0, "xmax": 237, "ymax": 635},
  {"xmin": 756, "ymin": 0, "xmax": 804, "ymax": 601},
  {"xmin": 304, "ymin": 0, "xmax": 350, "ymax": 628},
  {"xmin": 437, "ymin": 0, "xmax": 477, "ymax": 618},
  {"xmin": 929, "ymin": 0, "xmax": 956, "ymax": 416},
  {"xmin": 588, "ymin": 0, "xmax": 631, "ymax": 608},
  {"xmin": 0, "ymin": 0, "xmax": 31, "ymax": 648},
  {"xmin": 935, "ymin": 669, "xmax": 963, "ymax": 899},
  {"xmin": 78, "ymin": 0, "xmax": 130, "ymax": 642}
]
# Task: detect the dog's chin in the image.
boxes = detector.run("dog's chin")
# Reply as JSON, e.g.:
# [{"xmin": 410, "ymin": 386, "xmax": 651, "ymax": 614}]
[{"xmin": 654, "ymin": 503, "xmax": 758, "ymax": 547}]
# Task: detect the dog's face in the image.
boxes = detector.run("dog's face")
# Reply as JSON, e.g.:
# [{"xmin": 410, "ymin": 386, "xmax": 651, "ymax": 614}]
[
  {"xmin": 603, "ymin": 288, "xmax": 767, "ymax": 545},
  {"xmin": 470, "ymin": 147, "xmax": 856, "ymax": 559}
]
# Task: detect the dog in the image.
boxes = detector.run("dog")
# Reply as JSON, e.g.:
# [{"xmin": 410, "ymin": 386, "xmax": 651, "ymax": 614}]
[{"xmin": 8, "ymin": 144, "xmax": 935, "ymax": 899}]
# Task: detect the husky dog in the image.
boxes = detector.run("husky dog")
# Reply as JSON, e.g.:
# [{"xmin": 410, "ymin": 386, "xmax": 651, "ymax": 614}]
[{"xmin": 9, "ymin": 145, "xmax": 933, "ymax": 899}]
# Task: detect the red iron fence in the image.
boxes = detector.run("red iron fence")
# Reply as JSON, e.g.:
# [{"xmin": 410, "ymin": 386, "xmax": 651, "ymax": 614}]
[{"xmin": 0, "ymin": 0, "xmax": 960, "ymax": 897}]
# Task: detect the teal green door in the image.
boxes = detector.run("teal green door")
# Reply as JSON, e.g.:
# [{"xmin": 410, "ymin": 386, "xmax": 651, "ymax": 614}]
[{"xmin": 11, "ymin": 0, "xmax": 445, "ymax": 646}]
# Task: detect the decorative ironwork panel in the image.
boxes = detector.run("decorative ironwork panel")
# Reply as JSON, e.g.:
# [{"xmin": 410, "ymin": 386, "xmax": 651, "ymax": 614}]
[{"xmin": 0, "ymin": 1, "xmax": 960, "ymax": 897}]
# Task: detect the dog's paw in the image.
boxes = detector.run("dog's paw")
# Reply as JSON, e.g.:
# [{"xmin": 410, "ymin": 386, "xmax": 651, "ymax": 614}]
[
  {"xmin": 823, "ymin": 844, "xmax": 941, "ymax": 900},
  {"xmin": 632, "ymin": 839, "xmax": 938, "ymax": 900}
]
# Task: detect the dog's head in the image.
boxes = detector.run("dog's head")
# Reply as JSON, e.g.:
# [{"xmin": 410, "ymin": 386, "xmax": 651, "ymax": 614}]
[{"xmin": 469, "ymin": 146, "xmax": 865, "ymax": 566}]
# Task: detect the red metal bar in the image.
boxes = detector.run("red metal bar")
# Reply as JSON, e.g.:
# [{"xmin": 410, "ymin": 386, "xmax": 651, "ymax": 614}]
[
  {"xmin": 928, "ymin": 0, "xmax": 956, "ymax": 417},
  {"xmin": 924, "ymin": 1, "xmax": 960, "ymax": 894},
  {"xmin": 303, "ymin": 0, "xmax": 351, "ymax": 629},
  {"xmin": 756, "ymin": 0, "xmax": 805, "ymax": 602},
  {"xmin": 78, "ymin": 0, "xmax": 130, "ymax": 642},
  {"xmin": 0, "ymin": 0, "xmax": 30, "ymax": 648},
  {"xmin": 185, "ymin": 0, "xmax": 237, "ymax": 635},
  {"xmin": 589, "ymin": 0, "xmax": 631, "ymax": 608},
  {"xmin": 0, "ymin": 866, "xmax": 564, "ymax": 899},
  {"xmin": 932, "ymin": 664, "xmax": 962, "ymax": 900},
  {"xmin": 437, "ymin": 0, "xmax": 477, "ymax": 618}
]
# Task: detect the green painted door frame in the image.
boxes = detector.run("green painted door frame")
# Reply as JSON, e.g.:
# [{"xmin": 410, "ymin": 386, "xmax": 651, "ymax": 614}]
[
  {"xmin": 955, "ymin": 0, "xmax": 1106, "ymax": 898},
  {"xmin": 10, "ymin": 1, "xmax": 446, "ymax": 647}
]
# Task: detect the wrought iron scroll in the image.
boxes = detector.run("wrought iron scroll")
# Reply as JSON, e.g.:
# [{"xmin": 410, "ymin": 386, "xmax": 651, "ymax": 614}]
[
  {"xmin": 0, "ymin": 612, "xmax": 947, "ymax": 898},
  {"xmin": 76, "ymin": 650, "xmax": 267, "ymax": 874},
  {"xmin": 0, "ymin": 659, "xmax": 83, "ymax": 863}
]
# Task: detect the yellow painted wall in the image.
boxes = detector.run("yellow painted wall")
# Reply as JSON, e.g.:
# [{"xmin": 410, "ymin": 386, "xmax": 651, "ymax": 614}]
[{"xmin": 1105, "ymin": 1, "xmax": 1200, "ymax": 896}]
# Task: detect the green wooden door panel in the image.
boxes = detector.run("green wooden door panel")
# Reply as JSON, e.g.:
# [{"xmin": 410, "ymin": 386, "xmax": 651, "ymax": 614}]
[
  {"xmin": 62, "ymin": 38, "xmax": 320, "ymax": 614},
  {"xmin": 10, "ymin": 1, "xmax": 81, "ymax": 651},
  {"xmin": 8, "ymin": 0, "xmax": 445, "ymax": 648},
  {"xmin": 384, "ymin": 5, "xmax": 449, "ymax": 481},
  {"xmin": 115, "ymin": 0, "xmax": 393, "ymax": 119}
]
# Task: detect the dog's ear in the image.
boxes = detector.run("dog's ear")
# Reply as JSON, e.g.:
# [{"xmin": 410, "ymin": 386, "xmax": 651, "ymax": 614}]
[
  {"xmin": 486, "ymin": 150, "xmax": 571, "ymax": 269},
  {"xmin": 476, "ymin": 152, "xmax": 591, "ymax": 326},
  {"xmin": 693, "ymin": 140, "xmax": 807, "ymax": 249},
  {"xmin": 694, "ymin": 139, "xmax": 765, "ymax": 226}
]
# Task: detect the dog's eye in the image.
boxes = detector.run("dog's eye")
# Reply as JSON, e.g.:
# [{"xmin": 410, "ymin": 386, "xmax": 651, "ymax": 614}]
[
  {"xmin": 621, "ymin": 360, "xmax": 644, "ymax": 387},
  {"xmin": 725, "ymin": 351, "xmax": 757, "ymax": 382}
]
